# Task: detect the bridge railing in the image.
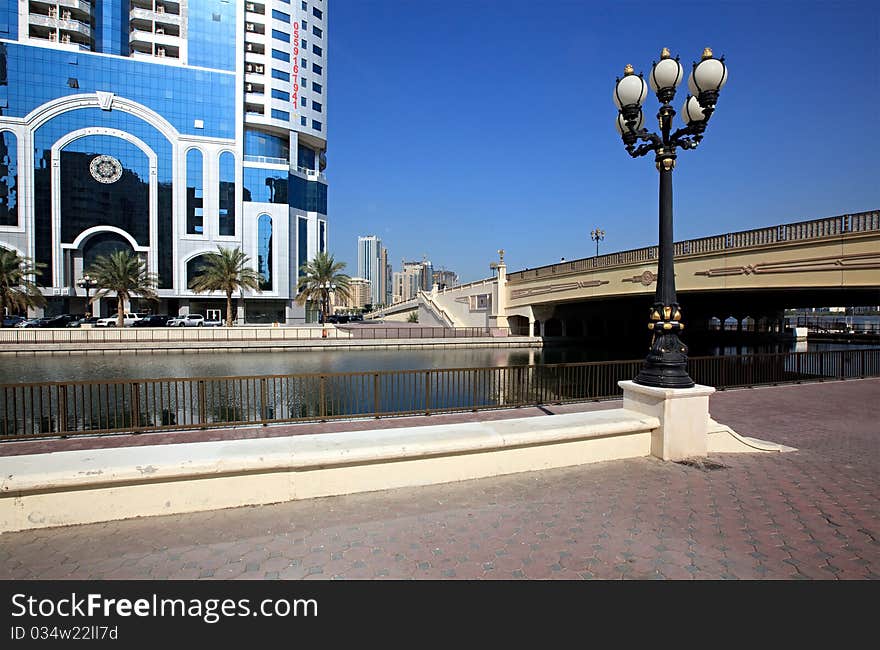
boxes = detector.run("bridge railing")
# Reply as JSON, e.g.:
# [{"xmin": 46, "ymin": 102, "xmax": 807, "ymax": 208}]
[
  {"xmin": 2, "ymin": 349, "xmax": 877, "ymax": 440},
  {"xmin": 508, "ymin": 209, "xmax": 880, "ymax": 282}
]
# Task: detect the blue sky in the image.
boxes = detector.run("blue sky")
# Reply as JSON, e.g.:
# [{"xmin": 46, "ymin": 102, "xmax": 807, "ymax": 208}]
[{"xmin": 327, "ymin": 0, "xmax": 880, "ymax": 282}]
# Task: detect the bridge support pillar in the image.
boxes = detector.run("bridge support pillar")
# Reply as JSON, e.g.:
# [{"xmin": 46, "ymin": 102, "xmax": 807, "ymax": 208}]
[{"xmin": 620, "ymin": 380, "xmax": 715, "ymax": 461}]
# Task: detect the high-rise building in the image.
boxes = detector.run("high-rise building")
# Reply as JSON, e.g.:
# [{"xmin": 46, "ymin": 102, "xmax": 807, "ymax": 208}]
[
  {"xmin": 419, "ymin": 258, "xmax": 433, "ymax": 291},
  {"xmin": 393, "ymin": 259, "xmax": 423, "ymax": 303},
  {"xmin": 334, "ymin": 276, "xmax": 370, "ymax": 311},
  {"xmin": 433, "ymin": 269, "xmax": 458, "ymax": 290},
  {"xmin": 0, "ymin": 1, "xmax": 329, "ymax": 323},
  {"xmin": 357, "ymin": 234, "xmax": 382, "ymax": 306}
]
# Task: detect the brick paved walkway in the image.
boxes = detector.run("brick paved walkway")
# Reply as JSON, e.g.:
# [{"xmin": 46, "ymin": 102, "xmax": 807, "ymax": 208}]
[{"xmin": 1, "ymin": 378, "xmax": 878, "ymax": 580}]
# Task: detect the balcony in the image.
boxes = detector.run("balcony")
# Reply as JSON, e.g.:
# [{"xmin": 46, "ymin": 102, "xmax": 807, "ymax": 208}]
[
  {"xmin": 31, "ymin": 0, "xmax": 92, "ymax": 19},
  {"xmin": 29, "ymin": 13, "xmax": 92, "ymax": 38},
  {"xmin": 243, "ymin": 155, "xmax": 289, "ymax": 166},
  {"xmin": 130, "ymin": 7, "xmax": 183, "ymax": 26}
]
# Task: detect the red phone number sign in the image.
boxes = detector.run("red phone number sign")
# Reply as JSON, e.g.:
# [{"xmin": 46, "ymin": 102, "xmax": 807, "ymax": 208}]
[{"xmin": 292, "ymin": 22, "xmax": 300, "ymax": 112}]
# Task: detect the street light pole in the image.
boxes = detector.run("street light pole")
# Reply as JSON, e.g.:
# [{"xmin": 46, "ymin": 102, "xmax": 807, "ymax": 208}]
[
  {"xmin": 614, "ymin": 47, "xmax": 728, "ymax": 389},
  {"xmin": 77, "ymin": 273, "xmax": 97, "ymax": 318},
  {"xmin": 590, "ymin": 228, "xmax": 605, "ymax": 257}
]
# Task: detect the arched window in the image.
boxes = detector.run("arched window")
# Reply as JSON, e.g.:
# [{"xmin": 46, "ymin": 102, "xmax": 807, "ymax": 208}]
[
  {"xmin": 742, "ymin": 316, "xmax": 756, "ymax": 332},
  {"xmin": 82, "ymin": 232, "xmax": 133, "ymax": 272},
  {"xmin": 186, "ymin": 149, "xmax": 203, "ymax": 235},
  {"xmin": 218, "ymin": 152, "xmax": 235, "ymax": 236},
  {"xmin": 708, "ymin": 316, "xmax": 721, "ymax": 331},
  {"xmin": 257, "ymin": 214, "xmax": 272, "ymax": 290},
  {"xmin": 186, "ymin": 254, "xmax": 210, "ymax": 289},
  {"xmin": 0, "ymin": 131, "xmax": 18, "ymax": 226}
]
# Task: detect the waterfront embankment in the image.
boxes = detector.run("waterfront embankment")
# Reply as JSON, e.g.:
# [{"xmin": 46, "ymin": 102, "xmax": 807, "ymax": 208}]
[{"xmin": 0, "ymin": 325, "xmax": 540, "ymax": 357}]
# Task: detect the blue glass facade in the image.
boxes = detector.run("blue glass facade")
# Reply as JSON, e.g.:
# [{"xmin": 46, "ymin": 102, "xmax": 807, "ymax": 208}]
[
  {"xmin": 1, "ymin": 43, "xmax": 235, "ymax": 139},
  {"xmin": 290, "ymin": 174, "xmax": 327, "ymax": 213},
  {"xmin": 0, "ymin": 129, "xmax": 16, "ymax": 226},
  {"xmin": 1, "ymin": 0, "xmax": 327, "ymax": 321},
  {"xmin": 60, "ymin": 136, "xmax": 149, "ymax": 245},
  {"xmin": 187, "ymin": 0, "xmax": 236, "ymax": 72},
  {"xmin": 32, "ymin": 106, "xmax": 175, "ymax": 288},
  {"xmin": 0, "ymin": 1, "xmax": 16, "ymax": 41},
  {"xmin": 257, "ymin": 214, "xmax": 272, "ymax": 290},
  {"xmin": 245, "ymin": 129, "xmax": 289, "ymax": 160},
  {"xmin": 297, "ymin": 217, "xmax": 308, "ymax": 278},
  {"xmin": 186, "ymin": 148, "xmax": 204, "ymax": 235},
  {"xmin": 218, "ymin": 151, "xmax": 235, "ymax": 236},
  {"xmin": 243, "ymin": 168, "xmax": 287, "ymax": 204},
  {"xmin": 94, "ymin": 0, "xmax": 129, "ymax": 56}
]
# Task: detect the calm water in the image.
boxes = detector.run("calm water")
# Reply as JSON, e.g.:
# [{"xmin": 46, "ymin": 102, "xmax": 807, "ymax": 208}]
[{"xmin": 1, "ymin": 340, "xmax": 877, "ymax": 384}]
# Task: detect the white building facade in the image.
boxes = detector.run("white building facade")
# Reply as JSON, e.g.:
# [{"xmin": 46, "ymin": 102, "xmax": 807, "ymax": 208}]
[{"xmin": 0, "ymin": 0, "xmax": 329, "ymax": 323}]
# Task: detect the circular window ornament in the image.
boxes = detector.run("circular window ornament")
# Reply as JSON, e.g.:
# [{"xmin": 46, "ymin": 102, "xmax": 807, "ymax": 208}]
[{"xmin": 89, "ymin": 155, "xmax": 123, "ymax": 184}]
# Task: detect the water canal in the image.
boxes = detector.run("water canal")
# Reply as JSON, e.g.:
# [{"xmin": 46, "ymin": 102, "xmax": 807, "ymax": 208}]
[{"xmin": 1, "ymin": 339, "xmax": 876, "ymax": 384}]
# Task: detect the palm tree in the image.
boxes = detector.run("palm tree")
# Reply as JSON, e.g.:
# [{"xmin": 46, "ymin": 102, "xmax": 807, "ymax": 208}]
[
  {"xmin": 189, "ymin": 246, "xmax": 262, "ymax": 327},
  {"xmin": 295, "ymin": 252, "xmax": 351, "ymax": 324},
  {"xmin": 88, "ymin": 250, "xmax": 157, "ymax": 328},
  {"xmin": 0, "ymin": 249, "xmax": 46, "ymax": 325}
]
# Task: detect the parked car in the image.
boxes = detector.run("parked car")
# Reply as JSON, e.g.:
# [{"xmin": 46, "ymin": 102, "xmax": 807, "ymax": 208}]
[
  {"xmin": 132, "ymin": 314, "xmax": 173, "ymax": 327},
  {"xmin": 95, "ymin": 313, "xmax": 142, "ymax": 327},
  {"xmin": 19, "ymin": 314, "xmax": 80, "ymax": 328},
  {"xmin": 203, "ymin": 316, "xmax": 224, "ymax": 327},
  {"xmin": 66, "ymin": 316, "xmax": 101, "ymax": 328},
  {"xmin": 167, "ymin": 314, "xmax": 204, "ymax": 327},
  {"xmin": 2, "ymin": 315, "xmax": 26, "ymax": 327}
]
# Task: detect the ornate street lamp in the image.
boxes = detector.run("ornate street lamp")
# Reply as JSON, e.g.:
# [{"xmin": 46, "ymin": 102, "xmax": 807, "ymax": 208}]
[
  {"xmin": 590, "ymin": 228, "xmax": 606, "ymax": 257},
  {"xmin": 614, "ymin": 47, "xmax": 728, "ymax": 389},
  {"xmin": 77, "ymin": 273, "xmax": 98, "ymax": 318}
]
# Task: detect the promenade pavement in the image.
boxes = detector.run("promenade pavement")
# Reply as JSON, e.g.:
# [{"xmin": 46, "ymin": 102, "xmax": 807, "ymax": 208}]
[{"xmin": 1, "ymin": 378, "xmax": 878, "ymax": 580}]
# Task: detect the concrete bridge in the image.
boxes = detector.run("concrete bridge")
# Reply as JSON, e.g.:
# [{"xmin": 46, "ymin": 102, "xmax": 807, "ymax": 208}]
[{"xmin": 368, "ymin": 210, "xmax": 880, "ymax": 337}]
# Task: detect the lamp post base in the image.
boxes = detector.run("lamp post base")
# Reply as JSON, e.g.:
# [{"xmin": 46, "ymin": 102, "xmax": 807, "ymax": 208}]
[{"xmin": 633, "ymin": 331, "xmax": 695, "ymax": 389}]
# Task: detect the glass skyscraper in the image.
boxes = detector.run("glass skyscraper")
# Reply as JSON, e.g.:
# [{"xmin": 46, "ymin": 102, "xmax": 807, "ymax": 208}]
[{"xmin": 0, "ymin": 0, "xmax": 329, "ymax": 323}]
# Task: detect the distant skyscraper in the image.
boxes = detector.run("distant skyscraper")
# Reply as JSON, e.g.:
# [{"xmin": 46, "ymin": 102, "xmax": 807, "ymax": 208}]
[
  {"xmin": 379, "ymin": 246, "xmax": 390, "ymax": 307},
  {"xmin": 357, "ymin": 235, "xmax": 382, "ymax": 306},
  {"xmin": 0, "ymin": 0, "xmax": 330, "ymax": 323},
  {"xmin": 433, "ymin": 269, "xmax": 458, "ymax": 290},
  {"xmin": 394, "ymin": 259, "xmax": 424, "ymax": 303}
]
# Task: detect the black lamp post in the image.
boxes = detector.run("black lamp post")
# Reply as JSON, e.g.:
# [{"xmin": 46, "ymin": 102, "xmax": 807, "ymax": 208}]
[
  {"xmin": 77, "ymin": 273, "xmax": 98, "ymax": 318},
  {"xmin": 614, "ymin": 47, "xmax": 728, "ymax": 389},
  {"xmin": 590, "ymin": 228, "xmax": 605, "ymax": 257}
]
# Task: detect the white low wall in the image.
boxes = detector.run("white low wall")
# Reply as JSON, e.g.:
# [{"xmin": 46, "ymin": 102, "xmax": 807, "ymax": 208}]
[{"xmin": 0, "ymin": 409, "xmax": 659, "ymax": 533}]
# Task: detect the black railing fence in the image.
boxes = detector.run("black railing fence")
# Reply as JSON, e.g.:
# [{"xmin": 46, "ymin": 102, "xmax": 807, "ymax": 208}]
[{"xmin": 1, "ymin": 349, "xmax": 877, "ymax": 440}]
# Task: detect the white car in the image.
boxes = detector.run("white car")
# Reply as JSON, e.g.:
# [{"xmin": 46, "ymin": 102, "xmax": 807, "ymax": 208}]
[
  {"xmin": 94, "ymin": 313, "xmax": 142, "ymax": 327},
  {"xmin": 167, "ymin": 314, "xmax": 205, "ymax": 327}
]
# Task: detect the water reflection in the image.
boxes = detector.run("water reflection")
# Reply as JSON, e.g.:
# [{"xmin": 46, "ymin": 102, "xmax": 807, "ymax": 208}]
[{"xmin": 1, "ymin": 340, "xmax": 877, "ymax": 384}]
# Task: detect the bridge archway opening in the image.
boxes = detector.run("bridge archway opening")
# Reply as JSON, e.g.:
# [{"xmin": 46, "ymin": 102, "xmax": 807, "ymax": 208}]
[
  {"xmin": 508, "ymin": 315, "xmax": 529, "ymax": 336},
  {"xmin": 543, "ymin": 318, "xmax": 563, "ymax": 337},
  {"xmin": 564, "ymin": 319, "xmax": 583, "ymax": 337},
  {"xmin": 742, "ymin": 316, "xmax": 756, "ymax": 332},
  {"xmin": 708, "ymin": 317, "xmax": 721, "ymax": 331},
  {"xmin": 723, "ymin": 316, "xmax": 738, "ymax": 331}
]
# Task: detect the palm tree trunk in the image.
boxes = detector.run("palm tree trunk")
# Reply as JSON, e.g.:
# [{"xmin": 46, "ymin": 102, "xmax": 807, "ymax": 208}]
[
  {"xmin": 117, "ymin": 295, "xmax": 125, "ymax": 328},
  {"xmin": 226, "ymin": 290, "xmax": 233, "ymax": 328}
]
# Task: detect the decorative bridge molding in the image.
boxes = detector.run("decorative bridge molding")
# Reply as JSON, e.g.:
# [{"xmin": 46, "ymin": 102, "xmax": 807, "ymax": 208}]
[
  {"xmin": 508, "ymin": 210, "xmax": 880, "ymax": 284},
  {"xmin": 693, "ymin": 251, "xmax": 880, "ymax": 278}
]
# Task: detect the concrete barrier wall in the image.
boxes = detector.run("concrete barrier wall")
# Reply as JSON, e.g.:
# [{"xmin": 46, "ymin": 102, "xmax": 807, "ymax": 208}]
[{"xmin": 0, "ymin": 409, "xmax": 658, "ymax": 533}]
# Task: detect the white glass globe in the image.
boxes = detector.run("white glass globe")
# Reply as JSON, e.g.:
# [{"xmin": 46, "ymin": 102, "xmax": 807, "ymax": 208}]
[
  {"xmin": 615, "ymin": 110, "xmax": 644, "ymax": 134},
  {"xmin": 650, "ymin": 58, "xmax": 684, "ymax": 92},
  {"xmin": 613, "ymin": 74, "xmax": 648, "ymax": 109},
  {"xmin": 681, "ymin": 95, "xmax": 708, "ymax": 124},
  {"xmin": 687, "ymin": 57, "xmax": 728, "ymax": 95}
]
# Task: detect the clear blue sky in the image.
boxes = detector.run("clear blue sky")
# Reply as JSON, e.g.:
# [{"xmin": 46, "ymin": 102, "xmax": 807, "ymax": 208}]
[{"xmin": 327, "ymin": 0, "xmax": 880, "ymax": 282}]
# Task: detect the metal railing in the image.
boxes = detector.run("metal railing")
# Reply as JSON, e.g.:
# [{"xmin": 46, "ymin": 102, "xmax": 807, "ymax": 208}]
[
  {"xmin": 786, "ymin": 317, "xmax": 880, "ymax": 334},
  {"xmin": 0, "ymin": 326, "xmax": 514, "ymax": 345},
  {"xmin": 507, "ymin": 209, "xmax": 880, "ymax": 282},
  {"xmin": 1, "ymin": 349, "xmax": 877, "ymax": 440}
]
